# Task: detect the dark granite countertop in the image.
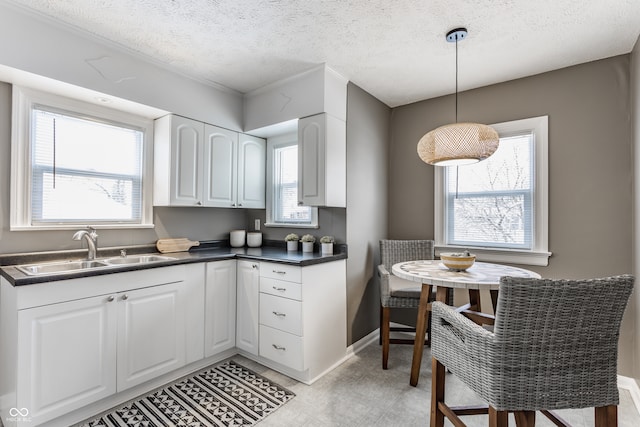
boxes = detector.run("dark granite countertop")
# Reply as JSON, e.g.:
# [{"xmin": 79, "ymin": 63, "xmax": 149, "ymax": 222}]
[{"xmin": 0, "ymin": 240, "xmax": 347, "ymax": 286}]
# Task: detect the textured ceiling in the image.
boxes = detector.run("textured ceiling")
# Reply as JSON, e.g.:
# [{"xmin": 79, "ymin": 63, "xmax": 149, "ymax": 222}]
[{"xmin": 6, "ymin": 0, "xmax": 640, "ymax": 107}]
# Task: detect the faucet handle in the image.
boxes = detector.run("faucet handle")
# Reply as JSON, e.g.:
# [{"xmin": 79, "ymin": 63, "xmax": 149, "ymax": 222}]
[{"xmin": 120, "ymin": 249, "xmax": 127, "ymax": 258}]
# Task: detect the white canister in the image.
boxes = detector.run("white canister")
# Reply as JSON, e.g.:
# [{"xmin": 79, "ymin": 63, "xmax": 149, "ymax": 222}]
[
  {"xmin": 230, "ymin": 230, "xmax": 246, "ymax": 247},
  {"xmin": 247, "ymin": 232, "xmax": 262, "ymax": 248}
]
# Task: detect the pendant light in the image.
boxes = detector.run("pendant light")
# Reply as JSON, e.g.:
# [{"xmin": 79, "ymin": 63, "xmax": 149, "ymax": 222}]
[{"xmin": 417, "ymin": 28, "xmax": 499, "ymax": 166}]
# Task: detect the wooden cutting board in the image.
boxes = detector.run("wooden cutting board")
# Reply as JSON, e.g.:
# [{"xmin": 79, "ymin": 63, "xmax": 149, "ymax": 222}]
[{"xmin": 156, "ymin": 238, "xmax": 200, "ymax": 253}]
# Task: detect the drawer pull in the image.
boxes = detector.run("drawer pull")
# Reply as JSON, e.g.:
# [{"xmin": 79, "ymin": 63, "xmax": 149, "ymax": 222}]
[
  {"xmin": 272, "ymin": 311, "xmax": 286, "ymax": 317},
  {"xmin": 272, "ymin": 344, "xmax": 286, "ymax": 351},
  {"xmin": 273, "ymin": 286, "xmax": 287, "ymax": 292},
  {"xmin": 272, "ymin": 270, "xmax": 287, "ymax": 275},
  {"xmin": 107, "ymin": 295, "xmax": 115, "ymax": 302}
]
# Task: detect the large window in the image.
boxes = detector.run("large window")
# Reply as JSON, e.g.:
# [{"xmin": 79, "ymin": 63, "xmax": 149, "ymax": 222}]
[
  {"xmin": 11, "ymin": 87, "xmax": 154, "ymax": 229},
  {"xmin": 435, "ymin": 116, "xmax": 550, "ymax": 266},
  {"xmin": 265, "ymin": 134, "xmax": 318, "ymax": 227}
]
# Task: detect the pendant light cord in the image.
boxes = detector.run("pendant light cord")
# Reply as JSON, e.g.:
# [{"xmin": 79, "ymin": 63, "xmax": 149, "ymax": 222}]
[{"xmin": 455, "ymin": 36, "xmax": 458, "ymax": 123}]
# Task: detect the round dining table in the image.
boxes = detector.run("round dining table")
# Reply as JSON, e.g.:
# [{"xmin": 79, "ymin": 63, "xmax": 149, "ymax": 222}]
[{"xmin": 392, "ymin": 259, "xmax": 541, "ymax": 386}]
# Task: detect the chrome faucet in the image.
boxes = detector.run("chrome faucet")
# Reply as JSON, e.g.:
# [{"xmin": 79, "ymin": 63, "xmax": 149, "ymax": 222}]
[{"xmin": 72, "ymin": 227, "xmax": 99, "ymax": 260}]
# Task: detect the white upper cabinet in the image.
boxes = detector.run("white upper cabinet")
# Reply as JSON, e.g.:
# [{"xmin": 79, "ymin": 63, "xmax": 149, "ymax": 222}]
[
  {"xmin": 298, "ymin": 113, "xmax": 346, "ymax": 207},
  {"xmin": 154, "ymin": 114, "xmax": 265, "ymax": 208}
]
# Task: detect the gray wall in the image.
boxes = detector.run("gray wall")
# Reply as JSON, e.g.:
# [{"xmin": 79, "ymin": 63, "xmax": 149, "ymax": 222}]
[
  {"xmin": 345, "ymin": 83, "xmax": 390, "ymax": 345},
  {"xmin": 632, "ymin": 35, "xmax": 640, "ymax": 381},
  {"xmin": 389, "ymin": 55, "xmax": 635, "ymax": 375}
]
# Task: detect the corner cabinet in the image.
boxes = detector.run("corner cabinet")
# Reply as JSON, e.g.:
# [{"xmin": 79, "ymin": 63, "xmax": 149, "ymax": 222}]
[
  {"xmin": 297, "ymin": 113, "xmax": 346, "ymax": 208},
  {"xmin": 154, "ymin": 114, "xmax": 265, "ymax": 208},
  {"xmin": 204, "ymin": 260, "xmax": 237, "ymax": 356}
]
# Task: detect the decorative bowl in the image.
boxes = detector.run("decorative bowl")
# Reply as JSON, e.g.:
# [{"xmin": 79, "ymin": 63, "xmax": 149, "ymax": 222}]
[{"xmin": 440, "ymin": 252, "xmax": 476, "ymax": 271}]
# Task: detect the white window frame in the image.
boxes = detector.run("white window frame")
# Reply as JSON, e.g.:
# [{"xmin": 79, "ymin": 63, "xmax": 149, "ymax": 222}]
[
  {"xmin": 10, "ymin": 86, "xmax": 154, "ymax": 230},
  {"xmin": 265, "ymin": 133, "xmax": 318, "ymax": 228},
  {"xmin": 434, "ymin": 115, "xmax": 551, "ymax": 266}
]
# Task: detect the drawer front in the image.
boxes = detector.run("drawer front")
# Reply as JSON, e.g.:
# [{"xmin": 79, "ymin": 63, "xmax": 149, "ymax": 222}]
[
  {"xmin": 259, "ymin": 325, "xmax": 304, "ymax": 371},
  {"xmin": 259, "ymin": 293, "xmax": 302, "ymax": 335},
  {"xmin": 260, "ymin": 262, "xmax": 301, "ymax": 283},
  {"xmin": 260, "ymin": 277, "xmax": 302, "ymax": 301}
]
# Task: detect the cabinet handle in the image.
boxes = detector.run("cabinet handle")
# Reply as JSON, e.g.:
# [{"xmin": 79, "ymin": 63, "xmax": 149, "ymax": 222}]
[
  {"xmin": 238, "ymin": 203, "xmax": 242, "ymax": 207},
  {"xmin": 107, "ymin": 295, "xmax": 115, "ymax": 302},
  {"xmin": 122, "ymin": 294, "xmax": 129, "ymax": 300},
  {"xmin": 298, "ymin": 201, "xmax": 303, "ymax": 206},
  {"xmin": 196, "ymin": 201, "xmax": 202, "ymax": 206},
  {"xmin": 252, "ymin": 264, "xmax": 259, "ymax": 269},
  {"xmin": 272, "ymin": 270, "xmax": 286, "ymax": 275},
  {"xmin": 272, "ymin": 311, "xmax": 286, "ymax": 317},
  {"xmin": 231, "ymin": 203, "xmax": 236, "ymax": 207},
  {"xmin": 272, "ymin": 344, "xmax": 286, "ymax": 351},
  {"xmin": 273, "ymin": 286, "xmax": 287, "ymax": 292}
]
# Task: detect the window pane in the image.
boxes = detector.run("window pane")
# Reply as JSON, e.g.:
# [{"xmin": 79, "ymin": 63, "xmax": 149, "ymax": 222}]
[
  {"xmin": 446, "ymin": 134, "xmax": 533, "ymax": 249},
  {"xmin": 273, "ymin": 144, "xmax": 311, "ymax": 224},
  {"xmin": 31, "ymin": 107, "xmax": 143, "ymax": 223}
]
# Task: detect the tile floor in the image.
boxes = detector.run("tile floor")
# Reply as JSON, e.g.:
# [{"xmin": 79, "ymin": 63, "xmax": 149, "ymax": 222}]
[{"xmin": 239, "ymin": 342, "xmax": 640, "ymax": 427}]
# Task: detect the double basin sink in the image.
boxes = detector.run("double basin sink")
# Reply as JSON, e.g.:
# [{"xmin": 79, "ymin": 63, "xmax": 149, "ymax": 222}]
[{"xmin": 16, "ymin": 254, "xmax": 176, "ymax": 276}]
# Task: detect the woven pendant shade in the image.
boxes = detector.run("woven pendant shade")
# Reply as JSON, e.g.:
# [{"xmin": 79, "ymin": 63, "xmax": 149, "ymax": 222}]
[{"xmin": 417, "ymin": 122, "xmax": 499, "ymax": 166}]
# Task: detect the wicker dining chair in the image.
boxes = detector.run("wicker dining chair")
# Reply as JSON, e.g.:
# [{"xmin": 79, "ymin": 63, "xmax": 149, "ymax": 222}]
[
  {"xmin": 430, "ymin": 274, "xmax": 634, "ymax": 427},
  {"xmin": 378, "ymin": 239, "xmax": 436, "ymax": 369}
]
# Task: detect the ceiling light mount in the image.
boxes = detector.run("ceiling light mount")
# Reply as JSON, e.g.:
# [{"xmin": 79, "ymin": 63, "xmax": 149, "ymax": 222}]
[{"xmin": 446, "ymin": 28, "xmax": 468, "ymax": 43}]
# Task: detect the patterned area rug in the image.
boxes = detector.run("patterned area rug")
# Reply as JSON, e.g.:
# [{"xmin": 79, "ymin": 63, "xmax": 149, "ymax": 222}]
[{"xmin": 80, "ymin": 360, "xmax": 295, "ymax": 427}]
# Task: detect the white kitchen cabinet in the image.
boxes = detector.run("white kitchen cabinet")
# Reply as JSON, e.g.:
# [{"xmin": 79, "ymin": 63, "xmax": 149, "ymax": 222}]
[
  {"xmin": 154, "ymin": 114, "xmax": 265, "ymax": 208},
  {"xmin": 2, "ymin": 266, "xmax": 192, "ymax": 426},
  {"xmin": 205, "ymin": 130, "xmax": 266, "ymax": 208},
  {"xmin": 204, "ymin": 260, "xmax": 237, "ymax": 356},
  {"xmin": 16, "ymin": 294, "xmax": 117, "ymax": 426},
  {"xmin": 257, "ymin": 260, "xmax": 347, "ymax": 384},
  {"xmin": 236, "ymin": 260, "xmax": 260, "ymax": 355},
  {"xmin": 116, "ymin": 282, "xmax": 186, "ymax": 391},
  {"xmin": 297, "ymin": 113, "xmax": 346, "ymax": 207}
]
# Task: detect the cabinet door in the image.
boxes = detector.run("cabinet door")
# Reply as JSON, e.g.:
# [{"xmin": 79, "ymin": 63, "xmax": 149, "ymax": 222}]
[
  {"xmin": 203, "ymin": 125, "xmax": 239, "ymax": 207},
  {"xmin": 236, "ymin": 260, "xmax": 260, "ymax": 355},
  {"xmin": 170, "ymin": 115, "xmax": 204, "ymax": 206},
  {"xmin": 298, "ymin": 114, "xmax": 326, "ymax": 206},
  {"xmin": 117, "ymin": 282, "xmax": 186, "ymax": 391},
  {"xmin": 17, "ymin": 294, "xmax": 117, "ymax": 425},
  {"xmin": 237, "ymin": 134, "xmax": 266, "ymax": 209},
  {"xmin": 205, "ymin": 260, "xmax": 237, "ymax": 356}
]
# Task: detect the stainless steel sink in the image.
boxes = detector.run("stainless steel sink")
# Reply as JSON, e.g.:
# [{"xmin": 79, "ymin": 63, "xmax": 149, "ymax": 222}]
[
  {"xmin": 103, "ymin": 255, "xmax": 176, "ymax": 265},
  {"xmin": 15, "ymin": 254, "xmax": 176, "ymax": 276},
  {"xmin": 16, "ymin": 260, "xmax": 110, "ymax": 276}
]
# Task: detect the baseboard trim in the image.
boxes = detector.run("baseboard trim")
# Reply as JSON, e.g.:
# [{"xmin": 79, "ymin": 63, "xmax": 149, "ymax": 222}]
[
  {"xmin": 618, "ymin": 375, "xmax": 640, "ymax": 416},
  {"xmin": 346, "ymin": 328, "xmax": 379, "ymax": 357}
]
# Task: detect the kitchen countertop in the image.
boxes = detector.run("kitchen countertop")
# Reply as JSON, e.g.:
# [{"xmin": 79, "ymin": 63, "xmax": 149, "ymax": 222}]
[{"xmin": 0, "ymin": 240, "xmax": 348, "ymax": 286}]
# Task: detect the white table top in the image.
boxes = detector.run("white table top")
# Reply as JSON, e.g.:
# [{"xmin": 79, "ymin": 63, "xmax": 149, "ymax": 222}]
[{"xmin": 392, "ymin": 260, "xmax": 541, "ymax": 290}]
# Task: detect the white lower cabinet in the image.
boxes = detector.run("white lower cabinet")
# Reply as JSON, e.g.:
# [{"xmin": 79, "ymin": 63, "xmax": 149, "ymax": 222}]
[
  {"xmin": 3, "ymin": 266, "xmax": 194, "ymax": 426},
  {"xmin": 235, "ymin": 260, "xmax": 260, "ymax": 355},
  {"xmin": 256, "ymin": 260, "xmax": 347, "ymax": 384},
  {"xmin": 204, "ymin": 259, "xmax": 237, "ymax": 356},
  {"xmin": 16, "ymin": 294, "xmax": 118, "ymax": 425}
]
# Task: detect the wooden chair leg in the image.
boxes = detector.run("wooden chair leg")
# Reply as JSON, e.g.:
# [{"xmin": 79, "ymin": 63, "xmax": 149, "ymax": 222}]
[
  {"xmin": 488, "ymin": 406, "xmax": 508, "ymax": 427},
  {"xmin": 381, "ymin": 306, "xmax": 390, "ymax": 369},
  {"xmin": 595, "ymin": 405, "xmax": 617, "ymax": 427},
  {"xmin": 430, "ymin": 357, "xmax": 446, "ymax": 427},
  {"xmin": 514, "ymin": 411, "xmax": 535, "ymax": 427}
]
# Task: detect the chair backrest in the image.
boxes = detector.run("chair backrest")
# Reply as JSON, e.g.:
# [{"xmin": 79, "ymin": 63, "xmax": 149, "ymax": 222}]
[
  {"xmin": 492, "ymin": 274, "xmax": 634, "ymax": 409},
  {"xmin": 379, "ymin": 240, "xmax": 435, "ymax": 270}
]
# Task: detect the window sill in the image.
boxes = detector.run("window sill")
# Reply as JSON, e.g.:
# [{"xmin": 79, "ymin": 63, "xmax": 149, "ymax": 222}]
[
  {"xmin": 264, "ymin": 223, "xmax": 319, "ymax": 229},
  {"xmin": 10, "ymin": 223, "xmax": 155, "ymax": 231},
  {"xmin": 435, "ymin": 245, "xmax": 551, "ymax": 267}
]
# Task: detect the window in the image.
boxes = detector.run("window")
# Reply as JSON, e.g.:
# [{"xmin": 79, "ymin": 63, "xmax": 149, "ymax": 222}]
[
  {"xmin": 11, "ymin": 87, "xmax": 154, "ymax": 229},
  {"xmin": 265, "ymin": 134, "xmax": 318, "ymax": 227},
  {"xmin": 435, "ymin": 116, "xmax": 550, "ymax": 266}
]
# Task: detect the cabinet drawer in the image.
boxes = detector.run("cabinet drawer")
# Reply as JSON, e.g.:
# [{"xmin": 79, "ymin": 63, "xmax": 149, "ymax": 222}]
[
  {"xmin": 260, "ymin": 263, "xmax": 301, "ymax": 283},
  {"xmin": 259, "ymin": 325, "xmax": 303, "ymax": 371},
  {"xmin": 260, "ymin": 277, "xmax": 302, "ymax": 301},
  {"xmin": 259, "ymin": 293, "xmax": 302, "ymax": 335}
]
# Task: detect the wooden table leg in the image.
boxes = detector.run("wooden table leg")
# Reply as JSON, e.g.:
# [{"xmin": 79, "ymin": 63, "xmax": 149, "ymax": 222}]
[
  {"xmin": 469, "ymin": 289, "xmax": 482, "ymax": 312},
  {"xmin": 410, "ymin": 284, "xmax": 446, "ymax": 387},
  {"xmin": 490, "ymin": 289, "xmax": 499, "ymax": 314}
]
